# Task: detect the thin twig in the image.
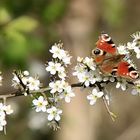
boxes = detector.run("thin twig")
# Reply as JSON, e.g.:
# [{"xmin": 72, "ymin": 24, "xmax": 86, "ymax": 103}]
[{"xmin": 102, "ymin": 95, "xmax": 117, "ymax": 121}]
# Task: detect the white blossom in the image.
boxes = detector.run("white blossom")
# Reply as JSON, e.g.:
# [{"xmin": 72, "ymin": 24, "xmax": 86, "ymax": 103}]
[
  {"xmin": 73, "ymin": 64, "xmax": 86, "ymax": 78},
  {"xmin": 50, "ymin": 44, "xmax": 64, "ymax": 60},
  {"xmin": 131, "ymin": 79, "xmax": 140, "ymax": 95},
  {"xmin": 131, "ymin": 32, "xmax": 140, "ymax": 42},
  {"xmin": 87, "ymin": 88, "xmax": 104, "ymax": 105},
  {"xmin": 47, "ymin": 106, "xmax": 62, "ymax": 121},
  {"xmin": 49, "ymin": 44, "xmax": 72, "ymax": 65},
  {"xmin": 32, "ymin": 96, "xmax": 48, "ymax": 112},
  {"xmin": 62, "ymin": 53, "xmax": 72, "ymax": 65},
  {"xmin": 77, "ymin": 57, "xmax": 83, "ymax": 62},
  {"xmin": 23, "ymin": 70, "xmax": 29, "ymax": 76},
  {"xmin": 78, "ymin": 70, "xmax": 92, "ymax": 87},
  {"xmin": 117, "ymin": 44, "xmax": 129, "ymax": 54},
  {"xmin": 103, "ymin": 76, "xmax": 115, "ymax": 82},
  {"xmin": 12, "ymin": 71, "xmax": 41, "ymax": 92},
  {"xmin": 0, "ymin": 103, "xmax": 13, "ymax": 131},
  {"xmin": 134, "ymin": 47, "xmax": 140, "ymax": 59},
  {"xmin": 60, "ymin": 85, "xmax": 75, "ymax": 103},
  {"xmin": 46, "ymin": 62, "xmax": 63, "ymax": 75},
  {"xmin": 91, "ymin": 70, "xmax": 102, "ymax": 83},
  {"xmin": 21, "ymin": 77, "xmax": 29, "ymax": 85},
  {"xmin": 78, "ymin": 70, "xmax": 100, "ymax": 87},
  {"xmin": 12, "ymin": 74, "xmax": 20, "ymax": 88},
  {"xmin": 27, "ymin": 77, "xmax": 40, "ymax": 91},
  {"xmin": 57, "ymin": 66, "xmax": 66, "ymax": 79},
  {"xmin": 116, "ymin": 78, "xmax": 127, "ymax": 91},
  {"xmin": 58, "ymin": 71, "xmax": 66, "ymax": 80},
  {"xmin": 4, "ymin": 105, "xmax": 13, "ymax": 115},
  {"xmin": 83, "ymin": 57, "xmax": 96, "ymax": 71},
  {"xmin": 0, "ymin": 103, "xmax": 5, "ymax": 115},
  {"xmin": 127, "ymin": 42, "xmax": 137, "ymax": 50},
  {"xmin": 49, "ymin": 80, "xmax": 63, "ymax": 93},
  {"xmin": 74, "ymin": 63, "xmax": 101, "ymax": 87},
  {"xmin": 73, "ymin": 57, "xmax": 102, "ymax": 87}
]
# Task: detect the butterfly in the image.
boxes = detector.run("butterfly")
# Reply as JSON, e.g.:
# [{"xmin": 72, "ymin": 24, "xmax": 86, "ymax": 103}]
[{"xmin": 92, "ymin": 33, "xmax": 139, "ymax": 79}]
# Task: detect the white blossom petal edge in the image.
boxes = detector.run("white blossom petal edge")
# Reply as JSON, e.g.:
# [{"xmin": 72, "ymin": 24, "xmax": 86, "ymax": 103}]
[
  {"xmin": 47, "ymin": 106, "xmax": 62, "ymax": 121},
  {"xmin": 32, "ymin": 96, "xmax": 48, "ymax": 112},
  {"xmin": 87, "ymin": 88, "xmax": 104, "ymax": 105}
]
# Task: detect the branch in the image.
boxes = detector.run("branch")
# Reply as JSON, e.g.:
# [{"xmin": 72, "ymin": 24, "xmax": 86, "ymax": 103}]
[
  {"xmin": 0, "ymin": 78, "xmax": 135, "ymax": 99},
  {"xmin": 0, "ymin": 83, "xmax": 82, "ymax": 99}
]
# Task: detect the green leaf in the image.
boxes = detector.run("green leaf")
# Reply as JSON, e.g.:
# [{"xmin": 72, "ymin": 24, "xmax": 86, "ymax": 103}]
[
  {"xmin": 6, "ymin": 16, "xmax": 38, "ymax": 32},
  {"xmin": 5, "ymin": 29, "xmax": 26, "ymax": 43},
  {"xmin": 2, "ymin": 36, "xmax": 28, "ymax": 68},
  {"xmin": 0, "ymin": 7, "xmax": 11, "ymax": 24}
]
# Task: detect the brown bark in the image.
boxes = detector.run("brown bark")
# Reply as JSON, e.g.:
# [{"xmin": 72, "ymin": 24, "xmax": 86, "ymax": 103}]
[{"xmin": 56, "ymin": 0, "xmax": 100, "ymax": 140}]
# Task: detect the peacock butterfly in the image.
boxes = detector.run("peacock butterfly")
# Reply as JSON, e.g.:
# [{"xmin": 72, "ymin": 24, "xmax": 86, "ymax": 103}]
[{"xmin": 92, "ymin": 33, "xmax": 139, "ymax": 79}]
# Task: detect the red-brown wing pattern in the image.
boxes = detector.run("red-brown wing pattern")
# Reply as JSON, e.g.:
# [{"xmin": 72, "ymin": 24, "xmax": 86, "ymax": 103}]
[
  {"xmin": 93, "ymin": 33, "xmax": 117, "ymax": 64},
  {"xmin": 92, "ymin": 33, "xmax": 139, "ymax": 79},
  {"xmin": 117, "ymin": 61, "xmax": 139, "ymax": 79},
  {"xmin": 96, "ymin": 33, "xmax": 117, "ymax": 55}
]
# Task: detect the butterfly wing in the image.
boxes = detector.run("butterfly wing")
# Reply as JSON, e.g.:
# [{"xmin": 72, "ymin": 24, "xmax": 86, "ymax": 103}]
[
  {"xmin": 92, "ymin": 33, "xmax": 117, "ymax": 64},
  {"xmin": 96, "ymin": 33, "xmax": 116, "ymax": 55},
  {"xmin": 100, "ymin": 59, "xmax": 139, "ymax": 79},
  {"xmin": 99, "ymin": 55, "xmax": 125, "ymax": 75},
  {"xmin": 117, "ymin": 61, "xmax": 139, "ymax": 79},
  {"xmin": 93, "ymin": 33, "xmax": 139, "ymax": 79}
]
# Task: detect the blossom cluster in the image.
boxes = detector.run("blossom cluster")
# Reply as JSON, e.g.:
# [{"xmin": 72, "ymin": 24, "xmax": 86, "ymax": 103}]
[
  {"xmin": 32, "ymin": 43, "xmax": 74, "ymax": 127},
  {"xmin": 0, "ymin": 103, "xmax": 13, "ymax": 131},
  {"xmin": 12, "ymin": 71, "xmax": 40, "ymax": 94},
  {"xmin": 73, "ymin": 57, "xmax": 102, "ymax": 87},
  {"xmin": 46, "ymin": 43, "xmax": 71, "ymax": 80},
  {"xmin": 117, "ymin": 32, "xmax": 140, "ymax": 59},
  {"xmin": 46, "ymin": 43, "xmax": 75, "ymax": 104},
  {"xmin": 73, "ymin": 57, "xmax": 105, "ymax": 105},
  {"xmin": 32, "ymin": 96, "xmax": 62, "ymax": 122}
]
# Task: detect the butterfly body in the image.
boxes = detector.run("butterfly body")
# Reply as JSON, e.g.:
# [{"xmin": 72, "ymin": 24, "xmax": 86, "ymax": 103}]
[{"xmin": 92, "ymin": 33, "xmax": 139, "ymax": 79}]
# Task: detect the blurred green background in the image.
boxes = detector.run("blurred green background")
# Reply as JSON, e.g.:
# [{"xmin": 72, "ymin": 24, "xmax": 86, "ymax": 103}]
[{"xmin": 0, "ymin": 0, "xmax": 140, "ymax": 140}]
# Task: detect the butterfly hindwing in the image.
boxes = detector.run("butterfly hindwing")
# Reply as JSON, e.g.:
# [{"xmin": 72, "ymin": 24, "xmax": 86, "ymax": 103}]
[{"xmin": 117, "ymin": 62, "xmax": 139, "ymax": 79}]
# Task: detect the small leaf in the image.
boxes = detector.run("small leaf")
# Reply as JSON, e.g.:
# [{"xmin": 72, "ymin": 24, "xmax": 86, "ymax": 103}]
[
  {"xmin": 0, "ymin": 7, "xmax": 11, "ymax": 24},
  {"xmin": 6, "ymin": 16, "xmax": 38, "ymax": 32}
]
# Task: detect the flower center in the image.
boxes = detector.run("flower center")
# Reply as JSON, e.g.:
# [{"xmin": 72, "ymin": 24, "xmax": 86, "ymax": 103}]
[{"xmin": 38, "ymin": 102, "xmax": 43, "ymax": 106}]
